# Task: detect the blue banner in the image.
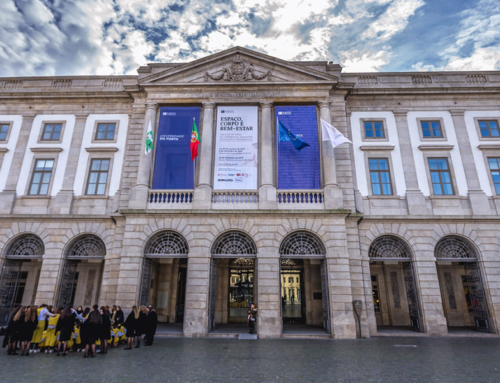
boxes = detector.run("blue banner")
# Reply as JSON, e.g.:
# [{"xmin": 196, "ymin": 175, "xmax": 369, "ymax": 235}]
[
  {"xmin": 276, "ymin": 105, "xmax": 320, "ymax": 189},
  {"xmin": 152, "ymin": 106, "xmax": 200, "ymax": 189}
]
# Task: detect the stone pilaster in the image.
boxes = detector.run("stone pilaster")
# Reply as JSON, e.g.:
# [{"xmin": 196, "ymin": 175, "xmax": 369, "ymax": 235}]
[
  {"xmin": 193, "ymin": 102, "xmax": 215, "ymax": 209},
  {"xmin": 50, "ymin": 113, "xmax": 88, "ymax": 214},
  {"xmin": 259, "ymin": 102, "xmax": 277, "ymax": 209},
  {"xmin": 35, "ymin": 246, "xmax": 64, "ymax": 306},
  {"xmin": 128, "ymin": 102, "xmax": 158, "ymax": 209},
  {"xmin": 183, "ymin": 253, "xmax": 211, "ymax": 337},
  {"xmin": 0, "ymin": 112, "xmax": 36, "ymax": 214},
  {"xmin": 319, "ymin": 101, "xmax": 343, "ymax": 209},
  {"xmin": 256, "ymin": 254, "xmax": 281, "ymax": 338},
  {"xmin": 450, "ymin": 109, "xmax": 491, "ymax": 215},
  {"xmin": 393, "ymin": 110, "xmax": 429, "ymax": 215}
]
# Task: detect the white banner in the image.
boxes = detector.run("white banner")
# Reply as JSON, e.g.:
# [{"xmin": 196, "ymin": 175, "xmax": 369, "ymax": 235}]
[{"xmin": 213, "ymin": 106, "xmax": 258, "ymax": 190}]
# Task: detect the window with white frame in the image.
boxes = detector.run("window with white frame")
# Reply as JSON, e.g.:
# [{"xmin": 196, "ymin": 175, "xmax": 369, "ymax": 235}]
[
  {"xmin": 369, "ymin": 158, "xmax": 392, "ymax": 195},
  {"xmin": 0, "ymin": 124, "xmax": 10, "ymax": 141},
  {"xmin": 86, "ymin": 159, "xmax": 110, "ymax": 195},
  {"xmin": 41, "ymin": 123, "xmax": 62, "ymax": 141},
  {"xmin": 29, "ymin": 159, "xmax": 54, "ymax": 195},
  {"xmin": 428, "ymin": 158, "xmax": 453, "ymax": 195},
  {"xmin": 488, "ymin": 158, "xmax": 500, "ymax": 195}
]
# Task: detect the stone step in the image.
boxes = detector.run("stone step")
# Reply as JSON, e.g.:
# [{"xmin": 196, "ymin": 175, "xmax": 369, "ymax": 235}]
[
  {"xmin": 207, "ymin": 333, "xmax": 239, "ymax": 338},
  {"xmin": 281, "ymin": 334, "xmax": 331, "ymax": 339}
]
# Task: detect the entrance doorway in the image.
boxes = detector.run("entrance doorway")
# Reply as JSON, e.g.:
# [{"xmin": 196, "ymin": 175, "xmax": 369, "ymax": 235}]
[
  {"xmin": 57, "ymin": 235, "xmax": 105, "ymax": 309},
  {"xmin": 435, "ymin": 236, "xmax": 491, "ymax": 332},
  {"xmin": 0, "ymin": 234, "xmax": 43, "ymax": 326},
  {"xmin": 139, "ymin": 231, "xmax": 189, "ymax": 333},
  {"xmin": 208, "ymin": 231, "xmax": 257, "ymax": 335},
  {"xmin": 368, "ymin": 236, "xmax": 421, "ymax": 332},
  {"xmin": 279, "ymin": 231, "xmax": 330, "ymax": 336}
]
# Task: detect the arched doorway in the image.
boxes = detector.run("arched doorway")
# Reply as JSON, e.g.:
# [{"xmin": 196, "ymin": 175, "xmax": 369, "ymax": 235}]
[
  {"xmin": 279, "ymin": 231, "xmax": 330, "ymax": 335},
  {"xmin": 208, "ymin": 231, "xmax": 257, "ymax": 334},
  {"xmin": 0, "ymin": 234, "xmax": 44, "ymax": 325},
  {"xmin": 369, "ymin": 236, "xmax": 421, "ymax": 332},
  {"xmin": 57, "ymin": 235, "xmax": 105, "ymax": 308},
  {"xmin": 435, "ymin": 236, "xmax": 491, "ymax": 332},
  {"xmin": 139, "ymin": 231, "xmax": 188, "ymax": 329}
]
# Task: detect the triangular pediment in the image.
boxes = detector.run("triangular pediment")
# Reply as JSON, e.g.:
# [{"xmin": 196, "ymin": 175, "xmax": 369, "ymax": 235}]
[{"xmin": 139, "ymin": 47, "xmax": 338, "ymax": 86}]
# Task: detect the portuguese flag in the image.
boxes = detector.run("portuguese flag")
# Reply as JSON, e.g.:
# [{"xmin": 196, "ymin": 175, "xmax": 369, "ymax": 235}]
[{"xmin": 190, "ymin": 118, "xmax": 200, "ymax": 161}]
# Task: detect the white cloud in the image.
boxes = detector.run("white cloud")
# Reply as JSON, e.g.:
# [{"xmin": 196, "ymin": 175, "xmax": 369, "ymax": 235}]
[{"xmin": 340, "ymin": 50, "xmax": 392, "ymax": 72}]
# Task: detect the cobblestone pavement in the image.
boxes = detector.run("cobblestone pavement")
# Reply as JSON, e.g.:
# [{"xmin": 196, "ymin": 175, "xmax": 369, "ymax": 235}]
[{"xmin": 1, "ymin": 336, "xmax": 500, "ymax": 383}]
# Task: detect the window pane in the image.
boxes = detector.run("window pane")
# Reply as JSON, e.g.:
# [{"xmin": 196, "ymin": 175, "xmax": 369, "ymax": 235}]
[
  {"xmin": 438, "ymin": 159, "xmax": 448, "ymax": 170},
  {"xmin": 98, "ymin": 173, "xmax": 108, "ymax": 183},
  {"xmin": 431, "ymin": 172, "xmax": 440, "ymax": 183},
  {"xmin": 89, "ymin": 172, "xmax": 98, "ymax": 183},
  {"xmin": 495, "ymin": 184, "xmax": 500, "ymax": 195},
  {"xmin": 481, "ymin": 128, "xmax": 490, "ymax": 137},
  {"xmin": 365, "ymin": 123, "xmax": 373, "ymax": 137},
  {"xmin": 369, "ymin": 159, "xmax": 379, "ymax": 170},
  {"xmin": 378, "ymin": 159, "xmax": 388, "ymax": 170},
  {"xmin": 0, "ymin": 125, "xmax": 8, "ymax": 132},
  {"xmin": 44, "ymin": 160, "xmax": 54, "ymax": 169},
  {"xmin": 421, "ymin": 122, "xmax": 430, "ymax": 136},
  {"xmin": 106, "ymin": 131, "xmax": 115, "ymax": 140},
  {"xmin": 35, "ymin": 160, "xmax": 46, "ymax": 170},
  {"xmin": 433, "ymin": 184, "xmax": 443, "ymax": 195},
  {"xmin": 382, "ymin": 184, "xmax": 392, "ymax": 195},
  {"xmin": 42, "ymin": 173, "xmax": 51, "ymax": 183},
  {"xmin": 488, "ymin": 159, "xmax": 499, "ymax": 170},
  {"xmin": 372, "ymin": 184, "xmax": 381, "ymax": 195},
  {"xmin": 97, "ymin": 131, "xmax": 105, "ymax": 139},
  {"xmin": 374, "ymin": 122, "xmax": 383, "ymax": 137},
  {"xmin": 32, "ymin": 172, "xmax": 41, "ymax": 184},
  {"xmin": 491, "ymin": 128, "xmax": 499, "ymax": 137},
  {"xmin": 29, "ymin": 184, "xmax": 38, "ymax": 195},
  {"xmin": 91, "ymin": 160, "xmax": 101, "ymax": 171},
  {"xmin": 52, "ymin": 131, "xmax": 60, "ymax": 140},
  {"xmin": 87, "ymin": 183, "xmax": 96, "ymax": 195},
  {"xmin": 100, "ymin": 160, "xmax": 110, "ymax": 171},
  {"xmin": 443, "ymin": 184, "xmax": 453, "ymax": 195},
  {"xmin": 432, "ymin": 122, "xmax": 442, "ymax": 137},
  {"xmin": 371, "ymin": 172, "xmax": 380, "ymax": 183},
  {"xmin": 491, "ymin": 172, "xmax": 500, "ymax": 183},
  {"xmin": 0, "ymin": 133, "xmax": 6, "ymax": 140},
  {"xmin": 380, "ymin": 172, "xmax": 390, "ymax": 183},
  {"xmin": 39, "ymin": 184, "xmax": 48, "ymax": 195},
  {"xmin": 54, "ymin": 124, "xmax": 62, "ymax": 132},
  {"xmin": 441, "ymin": 172, "xmax": 451, "ymax": 183},
  {"xmin": 428, "ymin": 159, "xmax": 438, "ymax": 170},
  {"xmin": 97, "ymin": 184, "xmax": 106, "ymax": 195},
  {"xmin": 43, "ymin": 132, "xmax": 52, "ymax": 140}
]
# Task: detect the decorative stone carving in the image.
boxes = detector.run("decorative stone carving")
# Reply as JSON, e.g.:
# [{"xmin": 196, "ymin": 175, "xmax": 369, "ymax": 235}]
[{"xmin": 204, "ymin": 55, "xmax": 272, "ymax": 82}]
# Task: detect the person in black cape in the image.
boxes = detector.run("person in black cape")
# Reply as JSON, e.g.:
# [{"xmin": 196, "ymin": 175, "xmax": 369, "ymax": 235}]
[
  {"xmin": 99, "ymin": 306, "xmax": 111, "ymax": 354},
  {"xmin": 84, "ymin": 305, "xmax": 101, "ymax": 358},
  {"xmin": 124, "ymin": 306, "xmax": 139, "ymax": 350},
  {"xmin": 19, "ymin": 306, "xmax": 38, "ymax": 356},
  {"xmin": 56, "ymin": 305, "xmax": 83, "ymax": 356},
  {"xmin": 134, "ymin": 305, "xmax": 148, "ymax": 348},
  {"xmin": 145, "ymin": 305, "xmax": 158, "ymax": 346},
  {"xmin": 7, "ymin": 306, "xmax": 25, "ymax": 355},
  {"xmin": 3, "ymin": 306, "xmax": 21, "ymax": 354}
]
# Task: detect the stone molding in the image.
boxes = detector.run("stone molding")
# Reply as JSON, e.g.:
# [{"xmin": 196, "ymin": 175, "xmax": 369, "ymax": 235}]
[{"xmin": 204, "ymin": 54, "xmax": 272, "ymax": 82}]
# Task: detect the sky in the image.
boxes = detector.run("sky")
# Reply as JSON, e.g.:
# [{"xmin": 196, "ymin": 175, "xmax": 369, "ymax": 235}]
[{"xmin": 0, "ymin": 0, "xmax": 499, "ymax": 77}]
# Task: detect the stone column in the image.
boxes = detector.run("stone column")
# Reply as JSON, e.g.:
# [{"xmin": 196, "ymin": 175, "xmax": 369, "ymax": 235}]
[
  {"xmin": 450, "ymin": 109, "xmax": 491, "ymax": 215},
  {"xmin": 129, "ymin": 102, "xmax": 158, "ymax": 209},
  {"xmin": 256, "ymin": 253, "xmax": 281, "ymax": 338},
  {"xmin": 259, "ymin": 102, "xmax": 277, "ymax": 209},
  {"xmin": 319, "ymin": 102, "xmax": 343, "ymax": 209},
  {"xmin": 0, "ymin": 113, "xmax": 36, "ymax": 214},
  {"xmin": 50, "ymin": 113, "xmax": 88, "ymax": 214},
  {"xmin": 393, "ymin": 110, "xmax": 429, "ymax": 215},
  {"xmin": 193, "ymin": 102, "xmax": 215, "ymax": 209}
]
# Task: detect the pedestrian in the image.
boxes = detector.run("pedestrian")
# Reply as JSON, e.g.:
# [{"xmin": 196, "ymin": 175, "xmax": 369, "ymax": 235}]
[
  {"xmin": 123, "ymin": 306, "xmax": 139, "ymax": 350},
  {"xmin": 79, "ymin": 307, "xmax": 91, "ymax": 353},
  {"xmin": 56, "ymin": 305, "xmax": 84, "ymax": 356},
  {"xmin": 134, "ymin": 305, "xmax": 148, "ymax": 348},
  {"xmin": 145, "ymin": 305, "xmax": 158, "ymax": 346},
  {"xmin": 247, "ymin": 303, "xmax": 257, "ymax": 335},
  {"xmin": 84, "ymin": 305, "xmax": 101, "ymax": 358},
  {"xmin": 114, "ymin": 305, "xmax": 124, "ymax": 327},
  {"xmin": 19, "ymin": 306, "xmax": 38, "ymax": 356},
  {"xmin": 5, "ymin": 306, "xmax": 22, "ymax": 355},
  {"xmin": 31, "ymin": 304, "xmax": 55, "ymax": 353},
  {"xmin": 100, "ymin": 306, "xmax": 111, "ymax": 354},
  {"xmin": 44, "ymin": 307, "xmax": 60, "ymax": 353}
]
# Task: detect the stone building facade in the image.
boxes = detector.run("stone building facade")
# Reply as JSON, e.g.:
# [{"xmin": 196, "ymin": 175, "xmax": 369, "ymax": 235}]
[{"xmin": 0, "ymin": 47, "xmax": 499, "ymax": 339}]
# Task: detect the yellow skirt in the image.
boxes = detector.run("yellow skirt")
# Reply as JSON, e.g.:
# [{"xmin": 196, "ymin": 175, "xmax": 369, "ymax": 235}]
[
  {"xmin": 32, "ymin": 320, "xmax": 45, "ymax": 343},
  {"xmin": 45, "ymin": 328, "xmax": 58, "ymax": 348}
]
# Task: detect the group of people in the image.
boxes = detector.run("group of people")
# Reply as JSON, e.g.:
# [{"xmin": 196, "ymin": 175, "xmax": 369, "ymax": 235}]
[{"xmin": 2, "ymin": 303, "xmax": 158, "ymax": 358}]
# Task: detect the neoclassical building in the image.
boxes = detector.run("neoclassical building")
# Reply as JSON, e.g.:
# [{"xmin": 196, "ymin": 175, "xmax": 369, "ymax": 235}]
[{"xmin": 0, "ymin": 47, "xmax": 499, "ymax": 339}]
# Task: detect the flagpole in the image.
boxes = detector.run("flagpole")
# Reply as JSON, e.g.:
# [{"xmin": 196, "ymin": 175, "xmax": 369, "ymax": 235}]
[{"xmin": 193, "ymin": 117, "xmax": 196, "ymax": 188}]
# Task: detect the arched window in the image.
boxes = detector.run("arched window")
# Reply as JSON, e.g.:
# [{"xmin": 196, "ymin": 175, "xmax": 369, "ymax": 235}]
[
  {"xmin": 5, "ymin": 234, "xmax": 44, "ymax": 258},
  {"xmin": 280, "ymin": 231, "xmax": 325, "ymax": 256},
  {"xmin": 66, "ymin": 235, "xmax": 106, "ymax": 258},
  {"xmin": 212, "ymin": 231, "xmax": 257, "ymax": 257},
  {"xmin": 144, "ymin": 231, "xmax": 189, "ymax": 258},
  {"xmin": 369, "ymin": 236, "xmax": 411, "ymax": 259},
  {"xmin": 435, "ymin": 236, "xmax": 476, "ymax": 259}
]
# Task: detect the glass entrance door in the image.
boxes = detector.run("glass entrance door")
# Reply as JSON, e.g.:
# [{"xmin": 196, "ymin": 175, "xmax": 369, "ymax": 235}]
[
  {"xmin": 281, "ymin": 268, "xmax": 305, "ymax": 324},
  {"xmin": 228, "ymin": 267, "xmax": 254, "ymax": 323}
]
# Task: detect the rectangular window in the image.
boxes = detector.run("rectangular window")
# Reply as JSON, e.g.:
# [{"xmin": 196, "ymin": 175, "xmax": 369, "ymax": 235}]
[
  {"xmin": 369, "ymin": 158, "xmax": 392, "ymax": 195},
  {"xmin": 488, "ymin": 158, "xmax": 500, "ymax": 194},
  {"xmin": 364, "ymin": 121, "xmax": 384, "ymax": 138},
  {"xmin": 428, "ymin": 158, "xmax": 453, "ymax": 195},
  {"xmin": 86, "ymin": 159, "xmax": 110, "ymax": 195},
  {"xmin": 95, "ymin": 123, "xmax": 116, "ymax": 140},
  {"xmin": 421, "ymin": 121, "xmax": 442, "ymax": 138},
  {"xmin": 41, "ymin": 123, "xmax": 62, "ymax": 141},
  {"xmin": 479, "ymin": 120, "xmax": 500, "ymax": 137},
  {"xmin": 29, "ymin": 159, "xmax": 54, "ymax": 195},
  {"xmin": 0, "ymin": 124, "xmax": 10, "ymax": 141},
  {"xmin": 276, "ymin": 105, "xmax": 321, "ymax": 190}
]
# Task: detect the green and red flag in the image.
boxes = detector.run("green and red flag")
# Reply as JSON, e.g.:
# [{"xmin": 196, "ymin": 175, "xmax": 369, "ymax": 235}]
[{"xmin": 190, "ymin": 118, "xmax": 200, "ymax": 161}]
